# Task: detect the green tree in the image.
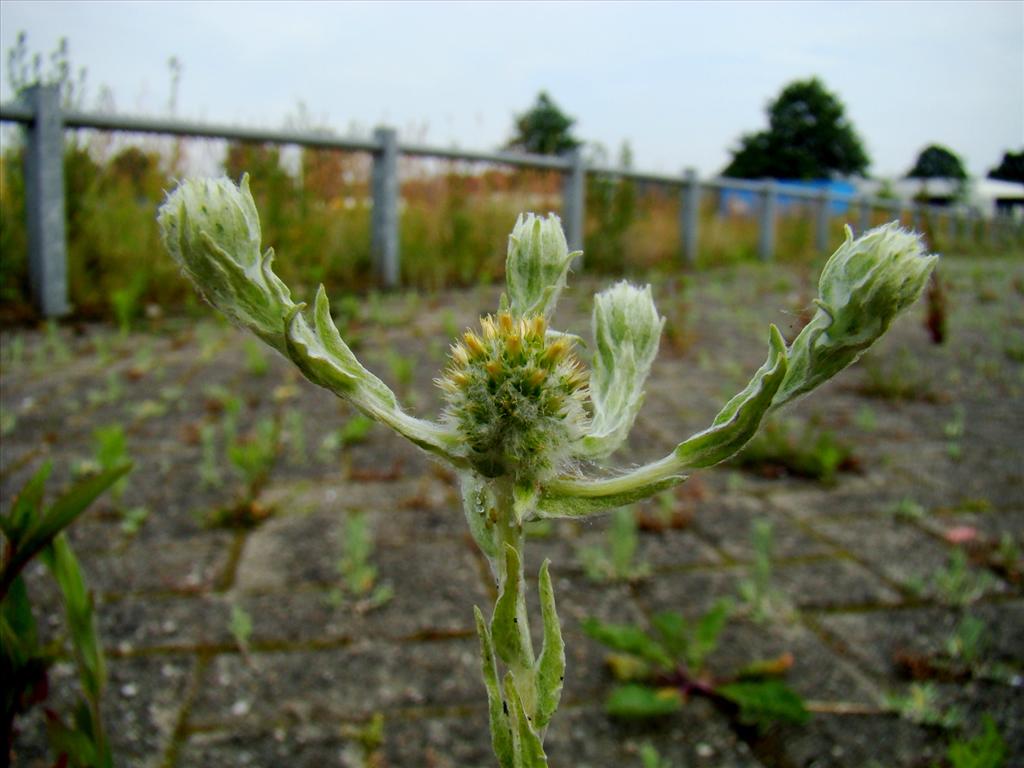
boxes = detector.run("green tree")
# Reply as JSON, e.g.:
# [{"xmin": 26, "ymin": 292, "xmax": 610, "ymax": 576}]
[
  {"xmin": 907, "ymin": 145, "xmax": 967, "ymax": 180},
  {"xmin": 723, "ymin": 77, "xmax": 869, "ymax": 179},
  {"xmin": 988, "ymin": 149, "xmax": 1024, "ymax": 184},
  {"xmin": 506, "ymin": 91, "xmax": 581, "ymax": 156}
]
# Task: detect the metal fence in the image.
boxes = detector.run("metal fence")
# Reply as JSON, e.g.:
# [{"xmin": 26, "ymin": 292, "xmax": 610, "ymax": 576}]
[{"xmin": 1, "ymin": 84, "xmax": 1020, "ymax": 317}]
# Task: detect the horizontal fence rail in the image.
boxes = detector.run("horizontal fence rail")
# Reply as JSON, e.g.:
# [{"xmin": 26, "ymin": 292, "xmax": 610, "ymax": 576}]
[{"xmin": 2, "ymin": 84, "xmax": 1021, "ymax": 317}]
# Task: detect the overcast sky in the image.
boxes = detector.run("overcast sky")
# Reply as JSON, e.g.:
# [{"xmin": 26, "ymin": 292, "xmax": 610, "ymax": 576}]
[{"xmin": 1, "ymin": 0, "xmax": 1021, "ymax": 179}]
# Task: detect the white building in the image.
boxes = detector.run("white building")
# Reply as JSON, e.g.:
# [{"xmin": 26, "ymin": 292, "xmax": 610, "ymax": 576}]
[{"xmin": 855, "ymin": 177, "xmax": 1024, "ymax": 219}]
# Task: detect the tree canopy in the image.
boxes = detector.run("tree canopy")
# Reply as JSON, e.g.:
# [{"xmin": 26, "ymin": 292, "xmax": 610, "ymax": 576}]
[
  {"xmin": 906, "ymin": 145, "xmax": 967, "ymax": 180},
  {"xmin": 988, "ymin": 149, "xmax": 1024, "ymax": 184},
  {"xmin": 722, "ymin": 77, "xmax": 869, "ymax": 180},
  {"xmin": 506, "ymin": 91, "xmax": 581, "ymax": 156}
]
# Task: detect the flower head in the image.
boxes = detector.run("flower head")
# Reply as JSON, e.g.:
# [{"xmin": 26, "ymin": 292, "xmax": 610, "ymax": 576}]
[
  {"xmin": 157, "ymin": 175, "xmax": 295, "ymax": 351},
  {"xmin": 439, "ymin": 311, "xmax": 589, "ymax": 483},
  {"xmin": 774, "ymin": 222, "xmax": 938, "ymax": 407},
  {"xmin": 504, "ymin": 213, "xmax": 579, "ymax": 319}
]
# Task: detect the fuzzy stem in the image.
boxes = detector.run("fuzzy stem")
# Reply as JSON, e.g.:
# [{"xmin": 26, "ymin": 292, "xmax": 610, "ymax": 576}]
[{"xmin": 491, "ymin": 478, "xmax": 539, "ymax": 722}]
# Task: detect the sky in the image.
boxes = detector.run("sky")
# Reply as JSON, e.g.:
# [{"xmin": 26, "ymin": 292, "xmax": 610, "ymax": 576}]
[{"xmin": 0, "ymin": 0, "xmax": 1021, "ymax": 179}]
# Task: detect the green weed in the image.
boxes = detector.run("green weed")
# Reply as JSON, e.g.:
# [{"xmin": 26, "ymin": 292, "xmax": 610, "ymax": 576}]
[
  {"xmin": 734, "ymin": 417, "xmax": 856, "ymax": 484},
  {"xmin": 1, "ymin": 460, "xmax": 130, "ymax": 767},
  {"xmin": 583, "ymin": 598, "xmax": 807, "ymax": 729},
  {"xmin": 578, "ymin": 506, "xmax": 650, "ymax": 583},
  {"xmin": 328, "ymin": 510, "xmax": 393, "ymax": 612}
]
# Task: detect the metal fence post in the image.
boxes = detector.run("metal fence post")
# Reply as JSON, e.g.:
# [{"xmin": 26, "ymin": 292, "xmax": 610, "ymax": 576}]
[
  {"xmin": 561, "ymin": 147, "xmax": 585, "ymax": 258},
  {"xmin": 371, "ymin": 126, "xmax": 399, "ymax": 288},
  {"xmin": 859, "ymin": 197, "xmax": 872, "ymax": 234},
  {"xmin": 23, "ymin": 84, "xmax": 69, "ymax": 317},
  {"xmin": 758, "ymin": 179, "xmax": 776, "ymax": 262},
  {"xmin": 815, "ymin": 189, "xmax": 830, "ymax": 254},
  {"xmin": 680, "ymin": 167, "xmax": 700, "ymax": 266}
]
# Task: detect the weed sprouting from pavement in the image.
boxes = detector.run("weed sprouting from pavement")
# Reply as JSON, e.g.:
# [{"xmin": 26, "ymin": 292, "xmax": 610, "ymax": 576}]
[{"xmin": 158, "ymin": 175, "xmax": 936, "ymax": 766}]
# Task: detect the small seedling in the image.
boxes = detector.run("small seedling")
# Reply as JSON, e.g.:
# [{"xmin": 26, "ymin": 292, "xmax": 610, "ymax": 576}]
[
  {"xmin": 86, "ymin": 371, "xmax": 124, "ymax": 407},
  {"xmin": 733, "ymin": 417, "xmax": 855, "ymax": 484},
  {"xmin": 130, "ymin": 399, "xmax": 169, "ymax": 421},
  {"xmin": 944, "ymin": 405, "xmax": 965, "ymax": 461},
  {"xmin": 327, "ymin": 510, "xmax": 393, "ymax": 612},
  {"xmin": 930, "ymin": 549, "xmax": 997, "ymax": 607},
  {"xmin": 639, "ymin": 743, "xmax": 670, "ymax": 768},
  {"xmin": 578, "ymin": 506, "xmax": 650, "ymax": 583},
  {"xmin": 737, "ymin": 519, "xmax": 790, "ymax": 623},
  {"xmin": 583, "ymin": 598, "xmax": 807, "ymax": 729},
  {"xmin": 386, "ymin": 350, "xmax": 416, "ymax": 396},
  {"xmin": 243, "ymin": 337, "xmax": 269, "ymax": 377},
  {"xmin": 854, "ymin": 405, "xmax": 878, "ymax": 432},
  {"xmin": 339, "ymin": 712, "xmax": 386, "ymax": 768},
  {"xmin": 110, "ymin": 274, "xmax": 147, "ymax": 336},
  {"xmin": 43, "ymin": 319, "xmax": 71, "ymax": 365},
  {"xmin": 884, "ymin": 682, "xmax": 962, "ymax": 729},
  {"xmin": 198, "ymin": 422, "xmax": 223, "ymax": 489},
  {"xmin": 858, "ymin": 348, "xmax": 941, "ymax": 403},
  {"xmin": 319, "ymin": 414, "xmax": 375, "ymax": 462},
  {"xmin": 119, "ymin": 506, "xmax": 149, "ymax": 536},
  {"xmin": 229, "ymin": 604, "xmax": 253, "ymax": 664},
  {"xmin": 215, "ymin": 418, "xmax": 278, "ymax": 527},
  {"xmin": 887, "ymin": 497, "xmax": 926, "ymax": 521},
  {"xmin": 939, "ymin": 714, "xmax": 1006, "ymax": 768}
]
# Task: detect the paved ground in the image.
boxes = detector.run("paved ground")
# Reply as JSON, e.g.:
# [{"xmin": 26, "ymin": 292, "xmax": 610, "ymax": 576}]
[{"xmin": 2, "ymin": 256, "xmax": 1022, "ymax": 767}]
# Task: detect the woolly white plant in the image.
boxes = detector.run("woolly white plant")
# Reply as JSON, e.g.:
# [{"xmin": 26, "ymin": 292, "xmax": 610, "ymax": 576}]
[{"xmin": 158, "ymin": 176, "xmax": 937, "ymax": 767}]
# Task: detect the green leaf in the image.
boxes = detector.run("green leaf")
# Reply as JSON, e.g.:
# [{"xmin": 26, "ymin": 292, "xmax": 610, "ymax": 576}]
[
  {"xmin": 689, "ymin": 598, "xmax": 733, "ymax": 672},
  {"xmin": 718, "ymin": 679, "xmax": 809, "ymax": 727},
  {"xmin": 946, "ymin": 714, "xmax": 1006, "ymax": 768},
  {"xmin": 1, "ymin": 575, "xmax": 39, "ymax": 663},
  {"xmin": 42, "ymin": 536, "xmax": 105, "ymax": 702},
  {"xmin": 1, "ymin": 464, "xmax": 130, "ymax": 601},
  {"xmin": 536, "ymin": 326, "xmax": 785, "ymax": 521},
  {"xmin": 504, "ymin": 673, "xmax": 548, "ymax": 767},
  {"xmin": 650, "ymin": 612, "xmax": 688, "ymax": 662},
  {"xmin": 283, "ymin": 291, "xmax": 465, "ymax": 465},
  {"xmin": 474, "ymin": 606, "xmax": 514, "ymax": 768},
  {"xmin": 44, "ymin": 702, "xmax": 100, "ymax": 767},
  {"xmin": 534, "ymin": 560, "xmax": 564, "ymax": 730},
  {"xmin": 2, "ymin": 461, "xmax": 51, "ymax": 543},
  {"xmin": 605, "ymin": 684, "xmax": 682, "ymax": 718},
  {"xmin": 536, "ymin": 474, "xmax": 685, "ymax": 520},
  {"xmin": 491, "ymin": 544, "xmax": 534, "ymax": 670},
  {"xmin": 581, "ymin": 617, "xmax": 672, "ymax": 669},
  {"xmin": 580, "ymin": 282, "xmax": 665, "ymax": 460},
  {"xmin": 673, "ymin": 325, "xmax": 787, "ymax": 469}
]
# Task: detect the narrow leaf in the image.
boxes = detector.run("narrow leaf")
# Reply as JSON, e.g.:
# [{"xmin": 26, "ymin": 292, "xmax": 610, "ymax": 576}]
[
  {"xmin": 43, "ymin": 535, "xmax": 106, "ymax": 702},
  {"xmin": 504, "ymin": 673, "xmax": 548, "ymax": 767},
  {"xmin": 491, "ymin": 544, "xmax": 534, "ymax": 670},
  {"xmin": 4, "ymin": 461, "xmax": 51, "ymax": 542},
  {"xmin": 673, "ymin": 325, "xmax": 787, "ymax": 468},
  {"xmin": 534, "ymin": 560, "xmax": 565, "ymax": 729},
  {"xmin": 475, "ymin": 606, "xmax": 514, "ymax": 768},
  {"xmin": 2, "ymin": 464, "xmax": 130, "ymax": 600}
]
